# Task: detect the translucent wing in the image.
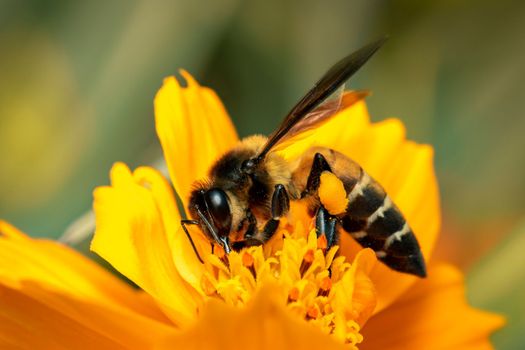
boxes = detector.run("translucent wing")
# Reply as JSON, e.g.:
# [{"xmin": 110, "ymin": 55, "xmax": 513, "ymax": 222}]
[
  {"xmin": 255, "ymin": 37, "xmax": 386, "ymax": 161},
  {"xmin": 286, "ymin": 83, "xmax": 345, "ymax": 138},
  {"xmin": 268, "ymin": 89, "xmax": 370, "ymax": 152}
]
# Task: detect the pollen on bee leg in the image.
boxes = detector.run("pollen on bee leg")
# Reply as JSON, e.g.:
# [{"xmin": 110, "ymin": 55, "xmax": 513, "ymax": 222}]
[{"xmin": 319, "ymin": 172, "xmax": 348, "ymax": 215}]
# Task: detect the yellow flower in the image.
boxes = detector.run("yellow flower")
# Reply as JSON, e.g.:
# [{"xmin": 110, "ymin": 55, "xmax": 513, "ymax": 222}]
[{"xmin": 0, "ymin": 71, "xmax": 503, "ymax": 349}]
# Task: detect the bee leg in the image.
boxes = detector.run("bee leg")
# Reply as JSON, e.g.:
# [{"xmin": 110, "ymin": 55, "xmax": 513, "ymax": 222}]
[
  {"xmin": 180, "ymin": 219, "xmax": 205, "ymax": 263},
  {"xmin": 233, "ymin": 184, "xmax": 290, "ymax": 251},
  {"xmin": 315, "ymin": 206, "xmax": 339, "ymax": 249},
  {"xmin": 272, "ymin": 184, "xmax": 290, "ymax": 218},
  {"xmin": 232, "ymin": 219, "xmax": 279, "ymax": 250},
  {"xmin": 302, "ymin": 152, "xmax": 332, "ymax": 197}
]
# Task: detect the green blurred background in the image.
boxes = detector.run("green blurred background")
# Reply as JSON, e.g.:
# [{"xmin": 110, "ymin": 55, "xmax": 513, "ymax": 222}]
[{"xmin": 1, "ymin": 0, "xmax": 523, "ymax": 347}]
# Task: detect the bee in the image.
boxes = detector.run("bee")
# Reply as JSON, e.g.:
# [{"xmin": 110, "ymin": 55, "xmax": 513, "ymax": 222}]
[{"xmin": 181, "ymin": 38, "xmax": 426, "ymax": 277}]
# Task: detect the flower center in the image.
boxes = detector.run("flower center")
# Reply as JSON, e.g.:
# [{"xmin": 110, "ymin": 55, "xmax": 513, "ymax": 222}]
[{"xmin": 200, "ymin": 222, "xmax": 377, "ymax": 347}]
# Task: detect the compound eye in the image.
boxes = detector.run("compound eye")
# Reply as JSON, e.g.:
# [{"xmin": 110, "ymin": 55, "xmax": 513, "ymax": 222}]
[{"xmin": 204, "ymin": 188, "xmax": 232, "ymax": 236}]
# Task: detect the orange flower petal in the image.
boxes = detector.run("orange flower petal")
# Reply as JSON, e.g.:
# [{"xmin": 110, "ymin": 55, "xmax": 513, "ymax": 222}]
[
  {"xmin": 161, "ymin": 286, "xmax": 349, "ymax": 350},
  {"xmin": 91, "ymin": 163, "xmax": 202, "ymax": 326},
  {"xmin": 133, "ymin": 166, "xmax": 209, "ymax": 293},
  {"xmin": 0, "ymin": 283, "xmax": 179, "ymax": 349},
  {"xmin": 360, "ymin": 263, "xmax": 505, "ymax": 349},
  {"xmin": 0, "ymin": 220, "xmax": 166, "ymax": 322},
  {"xmin": 154, "ymin": 71, "xmax": 239, "ymax": 207},
  {"xmin": 280, "ymin": 100, "xmax": 440, "ymax": 311},
  {"xmin": 0, "ymin": 222, "xmax": 176, "ymax": 349}
]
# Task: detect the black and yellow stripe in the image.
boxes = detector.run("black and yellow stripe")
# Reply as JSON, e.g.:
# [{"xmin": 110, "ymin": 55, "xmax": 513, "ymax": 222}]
[{"xmin": 341, "ymin": 170, "xmax": 426, "ymax": 277}]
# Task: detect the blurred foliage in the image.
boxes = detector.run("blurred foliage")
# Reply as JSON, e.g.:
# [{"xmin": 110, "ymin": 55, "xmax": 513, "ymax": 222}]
[
  {"xmin": 0, "ymin": 1, "xmax": 524, "ymax": 348},
  {"xmin": 468, "ymin": 219, "xmax": 525, "ymax": 349}
]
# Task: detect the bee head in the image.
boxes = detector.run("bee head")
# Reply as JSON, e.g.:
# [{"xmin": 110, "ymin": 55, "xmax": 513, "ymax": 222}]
[{"xmin": 188, "ymin": 187, "xmax": 233, "ymax": 253}]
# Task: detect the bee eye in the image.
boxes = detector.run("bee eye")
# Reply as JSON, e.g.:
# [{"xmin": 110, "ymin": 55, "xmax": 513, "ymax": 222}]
[{"xmin": 204, "ymin": 188, "xmax": 232, "ymax": 236}]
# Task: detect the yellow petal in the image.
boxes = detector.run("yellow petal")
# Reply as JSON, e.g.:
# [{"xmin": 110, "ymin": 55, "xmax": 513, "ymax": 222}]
[
  {"xmin": 133, "ymin": 166, "xmax": 209, "ymax": 293},
  {"xmin": 154, "ymin": 71, "xmax": 239, "ymax": 207},
  {"xmin": 280, "ymin": 100, "xmax": 440, "ymax": 311},
  {"xmin": 0, "ymin": 222, "xmax": 177, "ymax": 349},
  {"xmin": 0, "ymin": 220, "xmax": 167, "ymax": 323},
  {"xmin": 160, "ymin": 285, "xmax": 349, "ymax": 350},
  {"xmin": 91, "ymin": 163, "xmax": 202, "ymax": 326},
  {"xmin": 360, "ymin": 263, "xmax": 504, "ymax": 350},
  {"xmin": 0, "ymin": 284, "xmax": 177, "ymax": 349}
]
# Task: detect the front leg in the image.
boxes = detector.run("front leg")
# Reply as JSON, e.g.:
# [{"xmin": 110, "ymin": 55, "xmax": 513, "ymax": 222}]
[{"xmin": 232, "ymin": 184, "xmax": 289, "ymax": 250}]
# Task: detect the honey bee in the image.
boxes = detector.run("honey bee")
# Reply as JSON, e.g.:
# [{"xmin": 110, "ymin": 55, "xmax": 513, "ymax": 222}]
[{"xmin": 181, "ymin": 38, "xmax": 426, "ymax": 277}]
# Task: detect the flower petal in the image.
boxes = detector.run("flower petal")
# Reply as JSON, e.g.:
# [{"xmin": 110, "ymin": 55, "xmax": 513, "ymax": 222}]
[
  {"xmin": 0, "ymin": 283, "xmax": 178, "ymax": 349},
  {"xmin": 360, "ymin": 263, "xmax": 504, "ymax": 349},
  {"xmin": 154, "ymin": 71, "xmax": 239, "ymax": 207},
  {"xmin": 161, "ymin": 285, "xmax": 349, "ymax": 350},
  {"xmin": 0, "ymin": 222, "xmax": 177, "ymax": 349},
  {"xmin": 280, "ymin": 100, "xmax": 440, "ymax": 311},
  {"xmin": 91, "ymin": 163, "xmax": 203, "ymax": 326},
  {"xmin": 0, "ymin": 220, "xmax": 166, "ymax": 322},
  {"xmin": 133, "ymin": 166, "xmax": 209, "ymax": 292}
]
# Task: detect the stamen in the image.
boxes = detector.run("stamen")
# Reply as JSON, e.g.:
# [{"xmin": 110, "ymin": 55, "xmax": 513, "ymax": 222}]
[
  {"xmin": 306, "ymin": 305, "xmax": 320, "ymax": 320},
  {"xmin": 300, "ymin": 249, "xmax": 315, "ymax": 275},
  {"xmin": 288, "ymin": 287, "xmax": 300, "ymax": 303},
  {"xmin": 201, "ymin": 229, "xmax": 375, "ymax": 347},
  {"xmin": 318, "ymin": 276, "xmax": 332, "ymax": 297},
  {"xmin": 242, "ymin": 252, "xmax": 256, "ymax": 278},
  {"xmin": 317, "ymin": 234, "xmax": 328, "ymax": 250}
]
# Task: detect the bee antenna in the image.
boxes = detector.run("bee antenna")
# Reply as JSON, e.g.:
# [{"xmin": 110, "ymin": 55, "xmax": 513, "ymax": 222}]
[{"xmin": 180, "ymin": 219, "xmax": 204, "ymax": 263}]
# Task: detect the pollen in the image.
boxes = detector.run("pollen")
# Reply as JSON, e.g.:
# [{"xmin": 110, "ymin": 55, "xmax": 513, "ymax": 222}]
[
  {"xmin": 319, "ymin": 171, "xmax": 349, "ymax": 215},
  {"xmin": 200, "ymin": 228, "xmax": 377, "ymax": 347}
]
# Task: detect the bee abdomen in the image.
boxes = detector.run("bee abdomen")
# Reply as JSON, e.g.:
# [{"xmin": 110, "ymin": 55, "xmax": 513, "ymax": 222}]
[{"xmin": 341, "ymin": 172, "xmax": 426, "ymax": 277}]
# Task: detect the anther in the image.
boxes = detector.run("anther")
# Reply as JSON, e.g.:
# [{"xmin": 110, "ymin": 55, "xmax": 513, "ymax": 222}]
[
  {"xmin": 318, "ymin": 276, "xmax": 332, "ymax": 297},
  {"xmin": 317, "ymin": 235, "xmax": 328, "ymax": 251},
  {"xmin": 288, "ymin": 287, "xmax": 300, "ymax": 303},
  {"xmin": 215, "ymin": 245, "xmax": 230, "ymax": 268},
  {"xmin": 242, "ymin": 252, "xmax": 256, "ymax": 277},
  {"xmin": 306, "ymin": 305, "xmax": 320, "ymax": 320},
  {"xmin": 300, "ymin": 249, "xmax": 315, "ymax": 275}
]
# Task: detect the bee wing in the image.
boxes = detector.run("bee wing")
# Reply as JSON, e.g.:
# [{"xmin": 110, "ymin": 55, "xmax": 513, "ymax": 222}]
[
  {"xmin": 256, "ymin": 37, "xmax": 386, "ymax": 160},
  {"xmin": 268, "ymin": 89, "xmax": 370, "ymax": 152}
]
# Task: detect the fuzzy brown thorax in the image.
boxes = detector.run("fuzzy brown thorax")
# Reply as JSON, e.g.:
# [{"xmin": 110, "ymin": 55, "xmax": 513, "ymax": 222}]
[{"xmin": 188, "ymin": 135, "xmax": 292, "ymax": 241}]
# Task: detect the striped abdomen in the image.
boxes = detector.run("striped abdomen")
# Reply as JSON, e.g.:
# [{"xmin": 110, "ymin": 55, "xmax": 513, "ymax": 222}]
[
  {"xmin": 291, "ymin": 147, "xmax": 426, "ymax": 277},
  {"xmin": 341, "ymin": 170, "xmax": 426, "ymax": 277}
]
